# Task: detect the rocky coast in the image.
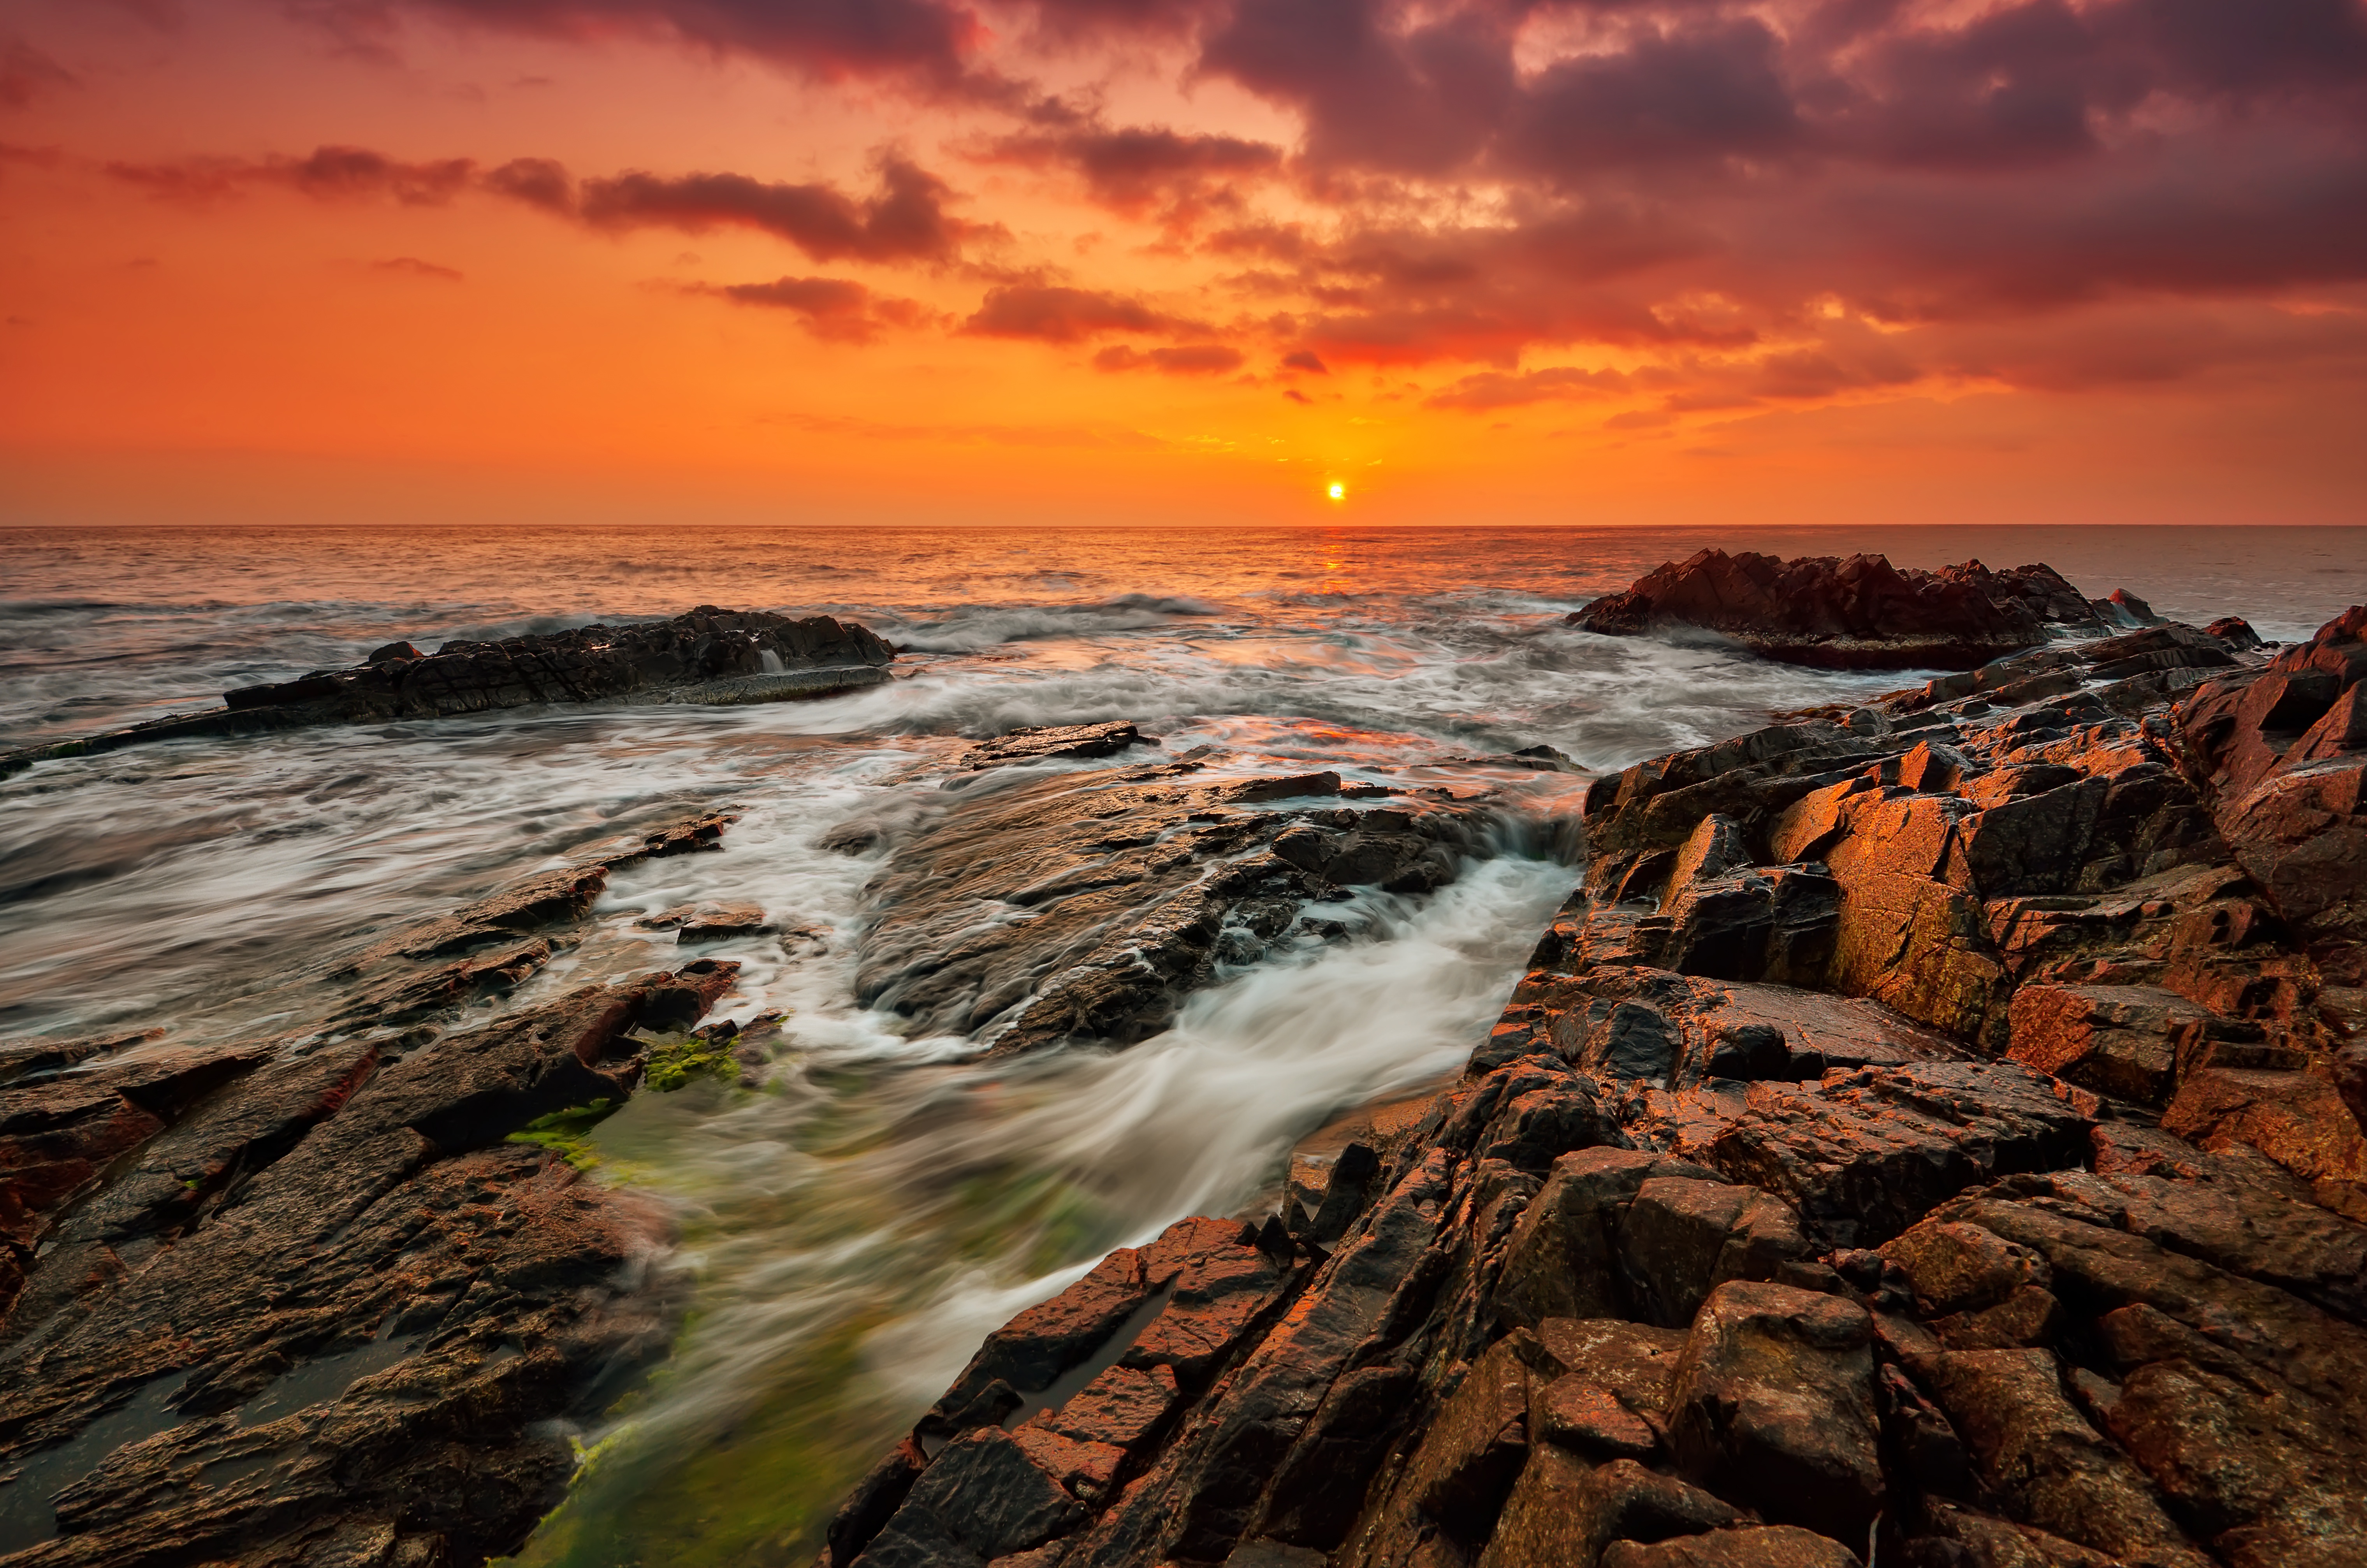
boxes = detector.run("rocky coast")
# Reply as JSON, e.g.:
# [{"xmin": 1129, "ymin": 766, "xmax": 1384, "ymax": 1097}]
[
  {"xmin": 821, "ymin": 581, "xmax": 2367, "ymax": 1568},
  {"xmin": 2, "ymin": 559, "xmax": 2363, "ymax": 1568}
]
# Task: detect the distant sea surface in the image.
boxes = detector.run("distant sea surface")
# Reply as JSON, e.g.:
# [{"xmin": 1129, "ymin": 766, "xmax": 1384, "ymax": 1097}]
[{"xmin": 2, "ymin": 522, "xmax": 2361, "ymax": 1565}]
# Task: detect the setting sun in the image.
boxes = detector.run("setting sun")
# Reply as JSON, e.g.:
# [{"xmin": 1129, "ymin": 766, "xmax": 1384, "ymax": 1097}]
[{"xmin": 1328, "ymin": 483, "xmax": 1345, "ymax": 501}]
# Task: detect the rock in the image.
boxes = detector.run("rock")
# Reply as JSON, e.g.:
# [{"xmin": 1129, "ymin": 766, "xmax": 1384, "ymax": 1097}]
[
  {"xmin": 1910, "ymin": 1348, "xmax": 2209, "ymax": 1568},
  {"xmin": 1569, "ymin": 550, "xmax": 2101, "ymax": 670},
  {"xmin": 1533, "ymin": 1376, "xmax": 1658, "ymax": 1459},
  {"xmin": 1686, "ymin": 1061, "xmax": 2093, "ymax": 1248},
  {"xmin": 1491, "ymin": 1148, "xmax": 1663, "ymax": 1329},
  {"xmin": 857, "ymin": 763, "xmax": 1509, "ymax": 1058},
  {"xmin": 2005, "ymin": 985, "xmax": 2215, "ymax": 1104},
  {"xmin": 2, "ymin": 607, "xmax": 894, "ymax": 779},
  {"xmin": 1481, "ymin": 1450, "xmax": 1739, "ymax": 1568},
  {"xmin": 1616, "ymin": 1177, "xmax": 1810, "ymax": 1329},
  {"xmin": 2161, "ymin": 1067, "xmax": 2367, "ymax": 1186},
  {"xmin": 854, "ymin": 1427, "xmax": 1087, "ymax": 1566},
  {"xmin": 636, "ymin": 900, "xmax": 772, "ymax": 942},
  {"xmin": 963, "ymin": 722, "xmax": 1158, "ymax": 770},
  {"xmin": 1405, "ymin": 1336, "xmax": 1533, "ymax": 1538},
  {"xmin": 1667, "ymin": 1281, "xmax": 1884, "ymax": 1543},
  {"xmin": 814, "ymin": 588, "xmax": 2367, "ymax": 1568},
  {"xmin": 0, "ymin": 965, "xmax": 736, "ymax": 1566},
  {"xmin": 1598, "ymin": 1527, "xmax": 1864, "ymax": 1568}
]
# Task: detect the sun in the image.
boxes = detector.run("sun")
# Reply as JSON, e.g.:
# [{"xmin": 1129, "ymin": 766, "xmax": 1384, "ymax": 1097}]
[{"xmin": 1327, "ymin": 482, "xmax": 1345, "ymax": 501}]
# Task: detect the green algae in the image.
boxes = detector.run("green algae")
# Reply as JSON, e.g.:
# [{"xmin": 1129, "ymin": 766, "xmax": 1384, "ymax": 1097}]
[
  {"xmin": 642, "ymin": 1034, "xmax": 742, "ymax": 1093},
  {"xmin": 504, "ymin": 1100, "xmax": 619, "ymax": 1170}
]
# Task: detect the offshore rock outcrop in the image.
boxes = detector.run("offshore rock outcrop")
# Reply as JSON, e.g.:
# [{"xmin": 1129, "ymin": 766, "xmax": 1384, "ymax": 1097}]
[
  {"xmin": 1570, "ymin": 550, "xmax": 2156, "ymax": 670},
  {"xmin": 0, "ymin": 819, "xmax": 753, "ymax": 1564},
  {"xmin": 827, "ymin": 602, "xmax": 2367, "ymax": 1568},
  {"xmin": 0, "ymin": 606, "xmax": 894, "ymax": 778}
]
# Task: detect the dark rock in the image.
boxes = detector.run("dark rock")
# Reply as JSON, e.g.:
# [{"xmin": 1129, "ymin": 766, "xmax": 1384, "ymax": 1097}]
[
  {"xmin": 364, "ymin": 640, "xmax": 422, "ymax": 664},
  {"xmin": 857, "ymin": 764, "xmax": 1512, "ymax": 1059},
  {"xmin": 3, "ymin": 607, "xmax": 893, "ymax": 779},
  {"xmin": 1910, "ymin": 1348, "xmax": 2209, "ymax": 1568},
  {"xmin": 1406, "ymin": 1336, "xmax": 1532, "ymax": 1538},
  {"xmin": 1667, "ymin": 1281, "xmax": 1884, "ymax": 1543},
  {"xmin": 1569, "ymin": 550, "xmax": 2101, "ymax": 671}
]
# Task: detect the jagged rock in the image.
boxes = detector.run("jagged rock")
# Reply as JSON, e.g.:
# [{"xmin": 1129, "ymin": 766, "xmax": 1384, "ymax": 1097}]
[
  {"xmin": 1910, "ymin": 1348, "xmax": 2209, "ymax": 1568},
  {"xmin": 1569, "ymin": 550, "xmax": 2101, "ymax": 670},
  {"xmin": 1671, "ymin": 1060, "xmax": 2093, "ymax": 1249},
  {"xmin": 1617, "ymin": 1177, "xmax": 1810, "ymax": 1329},
  {"xmin": 2, "ymin": 608, "xmax": 893, "ymax": 779},
  {"xmin": 1667, "ymin": 1281, "xmax": 1884, "ymax": 1542}
]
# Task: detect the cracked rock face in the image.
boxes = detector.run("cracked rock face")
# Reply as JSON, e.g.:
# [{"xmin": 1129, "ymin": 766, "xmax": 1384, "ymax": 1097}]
[{"xmin": 824, "ymin": 599, "xmax": 2367, "ymax": 1568}]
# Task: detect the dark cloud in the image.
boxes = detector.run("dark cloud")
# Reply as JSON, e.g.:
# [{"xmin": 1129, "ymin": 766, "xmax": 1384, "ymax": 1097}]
[
  {"xmin": 330, "ymin": 0, "xmax": 981, "ymax": 85},
  {"xmin": 1093, "ymin": 342, "xmax": 1245, "ymax": 372},
  {"xmin": 573, "ymin": 156, "xmax": 971, "ymax": 261},
  {"xmin": 1280, "ymin": 349, "xmax": 1327, "ymax": 372},
  {"xmin": 107, "ymin": 144, "xmax": 477, "ymax": 204},
  {"xmin": 1201, "ymin": 0, "xmax": 1515, "ymax": 174},
  {"xmin": 961, "ymin": 283, "xmax": 1192, "ymax": 340},
  {"xmin": 1503, "ymin": 20, "xmax": 1800, "ymax": 178},
  {"xmin": 695, "ymin": 273, "xmax": 937, "ymax": 340},
  {"xmin": 1, "ymin": 35, "xmax": 76, "ymax": 109},
  {"xmin": 484, "ymin": 155, "xmax": 572, "ymax": 213},
  {"xmin": 986, "ymin": 122, "xmax": 1282, "ymax": 222}
]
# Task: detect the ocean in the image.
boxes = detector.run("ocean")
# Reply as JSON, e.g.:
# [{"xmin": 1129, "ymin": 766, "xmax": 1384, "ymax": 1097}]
[{"xmin": 2, "ymin": 521, "xmax": 2361, "ymax": 1563}]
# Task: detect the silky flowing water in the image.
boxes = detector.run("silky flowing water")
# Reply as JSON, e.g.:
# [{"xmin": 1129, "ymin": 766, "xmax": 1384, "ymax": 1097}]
[{"xmin": 3, "ymin": 523, "xmax": 2361, "ymax": 1564}]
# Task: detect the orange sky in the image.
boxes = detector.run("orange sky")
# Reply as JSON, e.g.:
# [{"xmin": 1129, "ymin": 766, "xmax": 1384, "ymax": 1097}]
[{"xmin": 3, "ymin": 0, "xmax": 2364, "ymax": 527}]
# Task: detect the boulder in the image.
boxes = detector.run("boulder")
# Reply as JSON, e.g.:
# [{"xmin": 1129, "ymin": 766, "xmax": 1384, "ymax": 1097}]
[
  {"xmin": 1910, "ymin": 1348, "xmax": 2209, "ymax": 1568},
  {"xmin": 1667, "ymin": 1281, "xmax": 1883, "ymax": 1542}
]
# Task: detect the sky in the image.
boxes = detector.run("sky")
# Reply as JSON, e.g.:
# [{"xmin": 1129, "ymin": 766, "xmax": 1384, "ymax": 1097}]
[{"xmin": 2, "ymin": 0, "xmax": 2364, "ymax": 528}]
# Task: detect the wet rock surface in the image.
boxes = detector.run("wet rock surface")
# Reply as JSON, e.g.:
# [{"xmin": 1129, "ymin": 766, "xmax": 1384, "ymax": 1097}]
[
  {"xmin": 0, "ymin": 606, "xmax": 895, "ymax": 778},
  {"xmin": 0, "ymin": 815, "xmax": 753, "ymax": 1564},
  {"xmin": 830, "ymin": 596, "xmax": 2367, "ymax": 1568},
  {"xmin": 852, "ymin": 761, "xmax": 1539, "ymax": 1059},
  {"xmin": 1571, "ymin": 549, "xmax": 2135, "ymax": 670}
]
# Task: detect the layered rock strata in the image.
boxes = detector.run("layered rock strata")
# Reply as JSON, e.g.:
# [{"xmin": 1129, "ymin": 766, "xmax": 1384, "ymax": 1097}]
[
  {"xmin": 1570, "ymin": 550, "xmax": 2156, "ymax": 670},
  {"xmin": 830, "ymin": 604, "xmax": 2367, "ymax": 1568},
  {"xmin": 0, "ymin": 821, "xmax": 755, "ymax": 1564},
  {"xmin": 0, "ymin": 606, "xmax": 894, "ymax": 777}
]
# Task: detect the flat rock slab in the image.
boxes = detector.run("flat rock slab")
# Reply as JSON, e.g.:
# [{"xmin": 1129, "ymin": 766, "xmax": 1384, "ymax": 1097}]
[{"xmin": 962, "ymin": 722, "xmax": 1158, "ymax": 770}]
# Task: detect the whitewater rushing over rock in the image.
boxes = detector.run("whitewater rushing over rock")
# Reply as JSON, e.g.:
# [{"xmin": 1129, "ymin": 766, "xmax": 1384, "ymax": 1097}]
[{"xmin": 1, "ymin": 525, "xmax": 2364, "ymax": 1568}]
